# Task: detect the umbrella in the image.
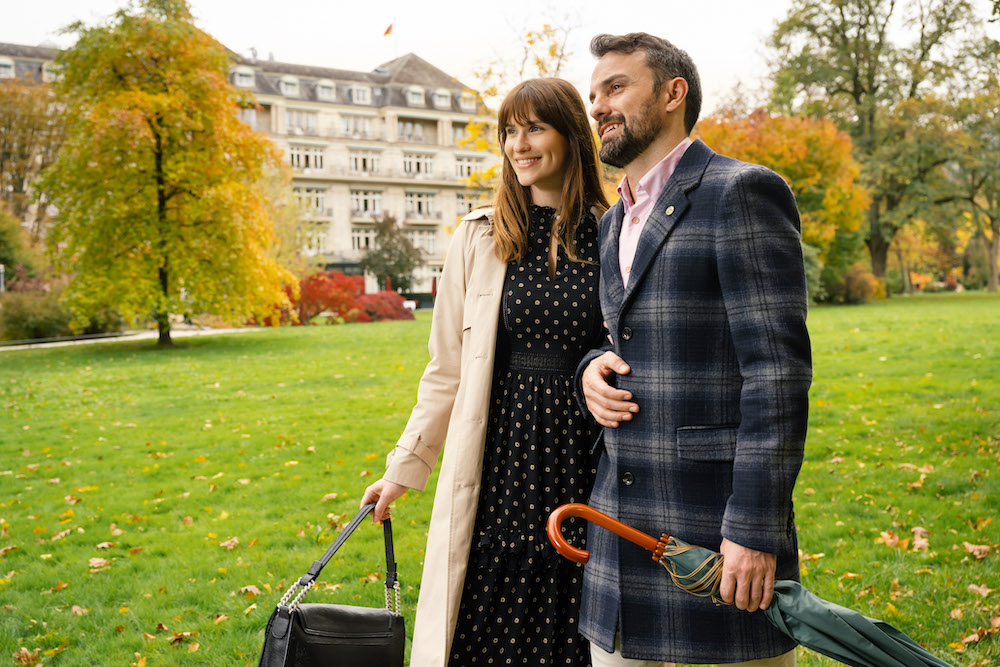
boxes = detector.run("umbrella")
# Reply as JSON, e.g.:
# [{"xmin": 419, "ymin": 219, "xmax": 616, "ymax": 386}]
[{"xmin": 547, "ymin": 503, "xmax": 955, "ymax": 667}]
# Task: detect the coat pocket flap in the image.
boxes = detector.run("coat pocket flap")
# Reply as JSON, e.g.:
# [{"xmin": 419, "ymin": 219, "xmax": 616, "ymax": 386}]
[{"xmin": 675, "ymin": 425, "xmax": 738, "ymax": 462}]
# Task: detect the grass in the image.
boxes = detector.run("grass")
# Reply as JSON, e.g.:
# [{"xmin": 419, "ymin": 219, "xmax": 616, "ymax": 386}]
[{"xmin": 0, "ymin": 294, "xmax": 997, "ymax": 666}]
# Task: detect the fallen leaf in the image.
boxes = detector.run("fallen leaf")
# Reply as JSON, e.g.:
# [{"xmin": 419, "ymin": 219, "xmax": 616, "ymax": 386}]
[
  {"xmin": 132, "ymin": 653, "xmax": 147, "ymax": 667},
  {"xmin": 51, "ymin": 528, "xmax": 72, "ymax": 541},
  {"xmin": 321, "ymin": 493, "xmax": 339, "ymax": 502},
  {"xmin": 168, "ymin": 631, "xmax": 199, "ymax": 645},
  {"xmin": 950, "ymin": 608, "xmax": 963, "ymax": 619},
  {"xmin": 0, "ymin": 546, "xmax": 17, "ymax": 557},
  {"xmin": 143, "ymin": 633, "xmax": 156, "ymax": 640},
  {"xmin": 968, "ymin": 583, "xmax": 993, "ymax": 598},
  {"xmin": 11, "ymin": 647, "xmax": 41, "ymax": 665},
  {"xmin": 244, "ymin": 603, "xmax": 257, "ymax": 615},
  {"xmin": 214, "ymin": 614, "xmax": 229, "ymax": 625},
  {"xmin": 51, "ymin": 580, "xmax": 68, "ymax": 592},
  {"xmin": 219, "ymin": 537, "xmax": 239, "ymax": 550},
  {"xmin": 89, "ymin": 558, "xmax": 111, "ymax": 569},
  {"xmin": 360, "ymin": 470, "xmax": 371, "ymax": 477},
  {"xmin": 96, "ymin": 542, "xmax": 115, "ymax": 550},
  {"xmin": 71, "ymin": 605, "xmax": 88, "ymax": 616},
  {"xmin": 962, "ymin": 542, "xmax": 991, "ymax": 560},
  {"xmin": 188, "ymin": 642, "xmax": 200, "ymax": 653},
  {"xmin": 241, "ymin": 585, "xmax": 262, "ymax": 598}
]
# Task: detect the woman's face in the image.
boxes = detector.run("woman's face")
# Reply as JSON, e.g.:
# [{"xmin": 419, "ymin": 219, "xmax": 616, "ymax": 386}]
[{"xmin": 502, "ymin": 111, "xmax": 569, "ymax": 203}]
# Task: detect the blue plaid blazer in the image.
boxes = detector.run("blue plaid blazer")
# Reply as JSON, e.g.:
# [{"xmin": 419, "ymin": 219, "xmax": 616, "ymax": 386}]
[{"xmin": 577, "ymin": 140, "xmax": 812, "ymax": 663}]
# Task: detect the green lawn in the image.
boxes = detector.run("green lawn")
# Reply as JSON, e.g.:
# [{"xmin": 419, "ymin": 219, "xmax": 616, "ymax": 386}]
[{"xmin": 1, "ymin": 294, "xmax": 997, "ymax": 666}]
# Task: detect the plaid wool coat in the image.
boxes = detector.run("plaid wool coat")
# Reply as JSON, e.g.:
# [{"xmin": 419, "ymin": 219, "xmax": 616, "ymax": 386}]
[{"xmin": 576, "ymin": 140, "xmax": 812, "ymax": 663}]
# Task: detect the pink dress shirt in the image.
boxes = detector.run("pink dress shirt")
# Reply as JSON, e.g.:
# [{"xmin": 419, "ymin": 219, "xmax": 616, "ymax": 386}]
[{"xmin": 617, "ymin": 137, "xmax": 693, "ymax": 287}]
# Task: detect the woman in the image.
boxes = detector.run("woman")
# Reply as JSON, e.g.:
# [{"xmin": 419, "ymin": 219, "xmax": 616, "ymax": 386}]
[{"xmin": 362, "ymin": 77, "xmax": 610, "ymax": 666}]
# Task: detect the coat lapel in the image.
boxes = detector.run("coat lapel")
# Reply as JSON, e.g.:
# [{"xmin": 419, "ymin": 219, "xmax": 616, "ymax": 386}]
[
  {"xmin": 599, "ymin": 201, "xmax": 626, "ymax": 325},
  {"xmin": 620, "ymin": 140, "xmax": 715, "ymax": 309}
]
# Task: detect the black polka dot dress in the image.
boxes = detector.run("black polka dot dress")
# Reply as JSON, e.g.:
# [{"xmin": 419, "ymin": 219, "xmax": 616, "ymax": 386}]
[{"xmin": 450, "ymin": 205, "xmax": 602, "ymax": 666}]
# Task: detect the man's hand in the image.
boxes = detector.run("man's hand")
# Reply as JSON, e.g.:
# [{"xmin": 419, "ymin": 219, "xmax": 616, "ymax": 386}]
[
  {"xmin": 360, "ymin": 478, "xmax": 409, "ymax": 523},
  {"xmin": 581, "ymin": 351, "xmax": 639, "ymax": 428},
  {"xmin": 719, "ymin": 538, "xmax": 776, "ymax": 612}
]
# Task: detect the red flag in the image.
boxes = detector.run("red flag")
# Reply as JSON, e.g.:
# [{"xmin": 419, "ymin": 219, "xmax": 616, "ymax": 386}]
[{"xmin": 383, "ymin": 23, "xmax": 393, "ymax": 36}]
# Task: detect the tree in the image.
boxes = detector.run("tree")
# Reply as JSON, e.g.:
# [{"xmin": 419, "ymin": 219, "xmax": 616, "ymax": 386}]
[
  {"xmin": 951, "ymin": 39, "xmax": 1000, "ymax": 291},
  {"xmin": 769, "ymin": 0, "xmax": 977, "ymax": 283},
  {"xmin": 358, "ymin": 215, "xmax": 423, "ymax": 292},
  {"xmin": 40, "ymin": 0, "xmax": 294, "ymax": 345},
  {"xmin": 0, "ymin": 75, "xmax": 64, "ymax": 238}
]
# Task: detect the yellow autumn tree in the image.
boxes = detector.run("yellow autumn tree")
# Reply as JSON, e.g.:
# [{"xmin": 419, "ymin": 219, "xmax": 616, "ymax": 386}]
[{"xmin": 41, "ymin": 0, "xmax": 295, "ymax": 345}]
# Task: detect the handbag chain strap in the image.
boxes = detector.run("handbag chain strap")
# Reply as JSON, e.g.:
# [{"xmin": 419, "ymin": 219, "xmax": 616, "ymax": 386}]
[{"xmin": 277, "ymin": 503, "xmax": 401, "ymax": 614}]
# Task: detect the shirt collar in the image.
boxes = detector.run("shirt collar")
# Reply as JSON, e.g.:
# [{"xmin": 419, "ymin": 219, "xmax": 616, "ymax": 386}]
[{"xmin": 616, "ymin": 137, "xmax": 694, "ymax": 209}]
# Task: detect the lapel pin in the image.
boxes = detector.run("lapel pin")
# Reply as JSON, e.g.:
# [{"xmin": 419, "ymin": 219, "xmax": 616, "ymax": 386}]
[{"xmin": 665, "ymin": 205, "xmax": 675, "ymax": 216}]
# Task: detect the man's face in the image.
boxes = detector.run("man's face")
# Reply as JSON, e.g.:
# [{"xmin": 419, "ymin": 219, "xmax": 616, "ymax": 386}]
[{"xmin": 589, "ymin": 50, "xmax": 664, "ymax": 168}]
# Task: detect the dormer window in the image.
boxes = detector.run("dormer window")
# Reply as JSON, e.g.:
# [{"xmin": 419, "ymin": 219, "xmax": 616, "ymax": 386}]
[
  {"xmin": 459, "ymin": 92, "xmax": 478, "ymax": 113},
  {"xmin": 433, "ymin": 89, "xmax": 451, "ymax": 109},
  {"xmin": 406, "ymin": 86, "xmax": 425, "ymax": 106},
  {"xmin": 0, "ymin": 58, "xmax": 14, "ymax": 80},
  {"xmin": 352, "ymin": 85, "xmax": 371, "ymax": 105},
  {"xmin": 280, "ymin": 75, "xmax": 300, "ymax": 97},
  {"xmin": 233, "ymin": 65, "xmax": 255, "ymax": 88},
  {"xmin": 316, "ymin": 79, "xmax": 335, "ymax": 101},
  {"xmin": 42, "ymin": 61, "xmax": 61, "ymax": 83}
]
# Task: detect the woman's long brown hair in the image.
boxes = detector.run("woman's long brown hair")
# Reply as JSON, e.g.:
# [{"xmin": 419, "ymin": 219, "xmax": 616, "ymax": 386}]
[{"xmin": 492, "ymin": 78, "xmax": 610, "ymax": 263}]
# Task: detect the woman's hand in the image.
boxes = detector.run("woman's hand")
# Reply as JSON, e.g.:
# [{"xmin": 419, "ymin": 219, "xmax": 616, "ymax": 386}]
[{"xmin": 360, "ymin": 478, "xmax": 410, "ymax": 523}]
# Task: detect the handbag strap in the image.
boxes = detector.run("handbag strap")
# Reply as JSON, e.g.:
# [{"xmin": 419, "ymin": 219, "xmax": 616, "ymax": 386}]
[{"xmin": 279, "ymin": 503, "xmax": 401, "ymax": 612}]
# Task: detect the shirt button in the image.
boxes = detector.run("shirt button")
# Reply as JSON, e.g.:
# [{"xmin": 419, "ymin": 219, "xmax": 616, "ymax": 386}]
[
  {"xmin": 621, "ymin": 471, "xmax": 634, "ymax": 486},
  {"xmin": 621, "ymin": 326, "xmax": 633, "ymax": 341},
  {"xmin": 624, "ymin": 266, "xmax": 631, "ymax": 273},
  {"xmin": 631, "ymin": 217, "xmax": 640, "ymax": 224}
]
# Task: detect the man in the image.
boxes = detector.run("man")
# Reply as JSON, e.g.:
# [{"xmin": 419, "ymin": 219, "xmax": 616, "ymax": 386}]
[{"xmin": 577, "ymin": 33, "xmax": 812, "ymax": 667}]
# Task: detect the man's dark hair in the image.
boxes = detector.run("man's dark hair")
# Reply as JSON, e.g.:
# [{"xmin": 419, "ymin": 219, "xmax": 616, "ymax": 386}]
[{"xmin": 590, "ymin": 32, "xmax": 702, "ymax": 134}]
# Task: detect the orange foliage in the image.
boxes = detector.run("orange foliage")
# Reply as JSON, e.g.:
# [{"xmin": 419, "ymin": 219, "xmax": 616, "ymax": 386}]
[{"xmin": 695, "ymin": 109, "xmax": 868, "ymax": 259}]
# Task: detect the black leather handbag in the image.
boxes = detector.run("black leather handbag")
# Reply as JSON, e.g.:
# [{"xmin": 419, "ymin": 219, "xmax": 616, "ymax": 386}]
[{"xmin": 258, "ymin": 503, "xmax": 405, "ymax": 667}]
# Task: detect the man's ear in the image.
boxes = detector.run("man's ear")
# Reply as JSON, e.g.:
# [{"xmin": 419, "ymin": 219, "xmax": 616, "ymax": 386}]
[{"xmin": 662, "ymin": 77, "xmax": 688, "ymax": 114}]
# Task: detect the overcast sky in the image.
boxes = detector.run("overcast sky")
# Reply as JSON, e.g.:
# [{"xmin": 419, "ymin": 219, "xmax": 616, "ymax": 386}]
[{"xmin": 3, "ymin": 0, "xmax": 998, "ymax": 115}]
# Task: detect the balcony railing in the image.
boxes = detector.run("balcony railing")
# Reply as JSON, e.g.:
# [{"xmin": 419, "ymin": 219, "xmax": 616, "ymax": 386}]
[{"xmin": 405, "ymin": 210, "xmax": 443, "ymax": 221}]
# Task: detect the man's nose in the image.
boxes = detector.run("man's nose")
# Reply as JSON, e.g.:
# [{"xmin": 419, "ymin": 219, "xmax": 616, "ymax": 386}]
[{"xmin": 590, "ymin": 96, "xmax": 608, "ymax": 122}]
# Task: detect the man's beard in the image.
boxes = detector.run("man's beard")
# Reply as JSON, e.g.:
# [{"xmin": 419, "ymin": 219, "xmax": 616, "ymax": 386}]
[{"xmin": 599, "ymin": 94, "xmax": 663, "ymax": 168}]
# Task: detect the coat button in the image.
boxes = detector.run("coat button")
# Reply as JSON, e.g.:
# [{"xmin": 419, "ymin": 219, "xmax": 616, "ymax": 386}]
[
  {"xmin": 621, "ymin": 471, "xmax": 634, "ymax": 486},
  {"xmin": 621, "ymin": 326, "xmax": 633, "ymax": 341}
]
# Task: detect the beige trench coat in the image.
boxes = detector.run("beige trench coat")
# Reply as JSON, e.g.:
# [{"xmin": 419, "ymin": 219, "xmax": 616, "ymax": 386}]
[{"xmin": 382, "ymin": 208, "xmax": 506, "ymax": 666}]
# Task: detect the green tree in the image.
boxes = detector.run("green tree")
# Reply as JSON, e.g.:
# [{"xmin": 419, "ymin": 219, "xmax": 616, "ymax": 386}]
[
  {"xmin": 769, "ymin": 0, "xmax": 977, "ymax": 283},
  {"xmin": 0, "ymin": 75, "xmax": 64, "ymax": 238},
  {"xmin": 358, "ymin": 215, "xmax": 423, "ymax": 292},
  {"xmin": 40, "ymin": 0, "xmax": 294, "ymax": 345},
  {"xmin": 0, "ymin": 206, "xmax": 33, "ymax": 279}
]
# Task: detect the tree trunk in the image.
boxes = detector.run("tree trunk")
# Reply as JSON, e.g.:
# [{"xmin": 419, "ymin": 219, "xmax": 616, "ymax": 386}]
[
  {"xmin": 895, "ymin": 245, "xmax": 912, "ymax": 294},
  {"xmin": 156, "ymin": 304, "xmax": 173, "ymax": 347},
  {"xmin": 866, "ymin": 205, "xmax": 892, "ymax": 295},
  {"xmin": 153, "ymin": 123, "xmax": 172, "ymax": 347},
  {"xmin": 989, "ymin": 216, "xmax": 999, "ymax": 293}
]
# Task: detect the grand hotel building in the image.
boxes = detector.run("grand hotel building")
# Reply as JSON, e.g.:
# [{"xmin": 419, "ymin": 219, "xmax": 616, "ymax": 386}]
[{"xmin": 1, "ymin": 42, "xmax": 496, "ymax": 293}]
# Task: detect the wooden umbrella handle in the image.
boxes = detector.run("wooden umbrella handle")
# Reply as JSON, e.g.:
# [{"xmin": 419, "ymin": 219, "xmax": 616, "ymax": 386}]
[{"xmin": 546, "ymin": 503, "xmax": 662, "ymax": 564}]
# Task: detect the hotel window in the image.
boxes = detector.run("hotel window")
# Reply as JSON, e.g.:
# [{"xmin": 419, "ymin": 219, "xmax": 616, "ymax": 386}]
[
  {"xmin": 455, "ymin": 157, "xmax": 482, "ymax": 180},
  {"xmin": 459, "ymin": 93, "xmax": 478, "ymax": 113},
  {"xmin": 280, "ymin": 75, "xmax": 300, "ymax": 97},
  {"xmin": 403, "ymin": 153, "xmax": 434, "ymax": 177},
  {"xmin": 295, "ymin": 187, "xmax": 327, "ymax": 213},
  {"xmin": 287, "ymin": 109, "xmax": 317, "ymax": 135},
  {"xmin": 433, "ymin": 89, "xmax": 451, "ymax": 109},
  {"xmin": 316, "ymin": 79, "xmax": 335, "ymax": 101},
  {"xmin": 42, "ymin": 61, "xmax": 61, "ymax": 83},
  {"xmin": 452, "ymin": 124, "xmax": 469, "ymax": 146},
  {"xmin": 301, "ymin": 222, "xmax": 328, "ymax": 256},
  {"xmin": 350, "ymin": 190, "xmax": 382, "ymax": 215},
  {"xmin": 0, "ymin": 58, "xmax": 14, "ymax": 79},
  {"xmin": 348, "ymin": 150, "xmax": 380, "ymax": 175},
  {"xmin": 397, "ymin": 120, "xmax": 425, "ymax": 143},
  {"xmin": 288, "ymin": 144, "xmax": 324, "ymax": 170},
  {"xmin": 233, "ymin": 65, "xmax": 255, "ymax": 88},
  {"xmin": 237, "ymin": 106, "xmax": 258, "ymax": 127},
  {"xmin": 342, "ymin": 115, "xmax": 373, "ymax": 138},
  {"xmin": 406, "ymin": 229, "xmax": 437, "ymax": 254},
  {"xmin": 352, "ymin": 85, "xmax": 371, "ymax": 104},
  {"xmin": 352, "ymin": 227, "xmax": 376, "ymax": 251},
  {"xmin": 406, "ymin": 86, "xmax": 425, "ymax": 106},
  {"xmin": 405, "ymin": 192, "xmax": 437, "ymax": 217},
  {"xmin": 456, "ymin": 193, "xmax": 484, "ymax": 215}
]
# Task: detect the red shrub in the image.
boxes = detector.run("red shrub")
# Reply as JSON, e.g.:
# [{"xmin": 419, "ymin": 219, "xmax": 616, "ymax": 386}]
[
  {"xmin": 356, "ymin": 291, "xmax": 415, "ymax": 321},
  {"xmin": 296, "ymin": 271, "xmax": 364, "ymax": 324}
]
